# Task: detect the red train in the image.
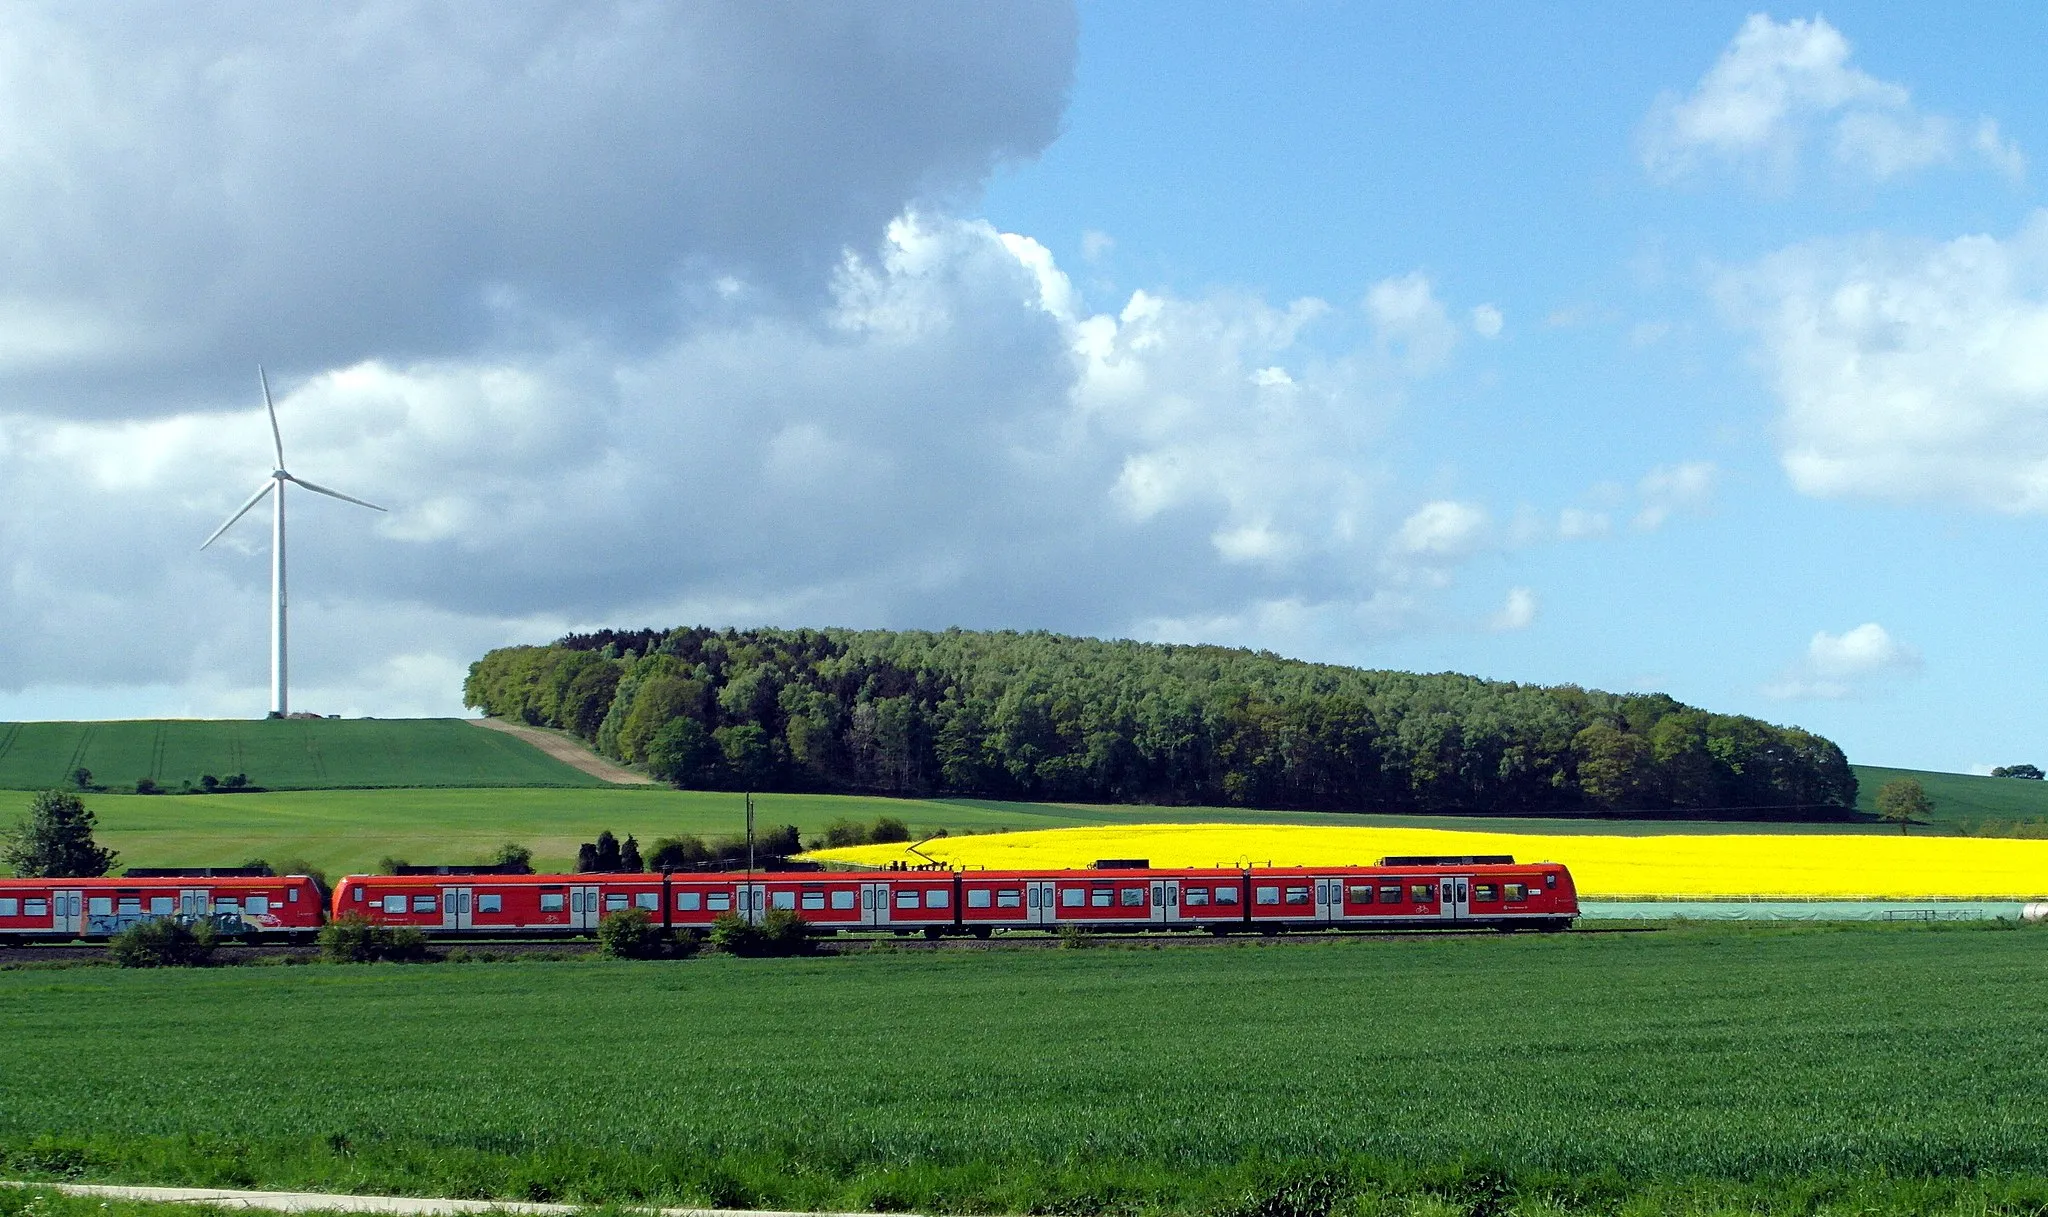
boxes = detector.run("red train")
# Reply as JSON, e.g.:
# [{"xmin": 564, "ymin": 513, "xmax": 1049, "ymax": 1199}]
[
  {"xmin": 332, "ymin": 856, "xmax": 1577, "ymax": 936},
  {"xmin": 0, "ymin": 871, "xmax": 326, "ymax": 939},
  {"xmin": 0, "ymin": 856, "xmax": 1577, "ymax": 940}
]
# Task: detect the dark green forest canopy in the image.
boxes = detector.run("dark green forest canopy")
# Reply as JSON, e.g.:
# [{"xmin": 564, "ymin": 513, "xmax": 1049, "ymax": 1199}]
[{"xmin": 464, "ymin": 627, "xmax": 1857, "ymax": 817}]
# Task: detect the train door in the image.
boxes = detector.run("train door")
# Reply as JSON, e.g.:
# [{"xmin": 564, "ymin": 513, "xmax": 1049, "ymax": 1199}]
[
  {"xmin": 443, "ymin": 887, "xmax": 473, "ymax": 931},
  {"xmin": 179, "ymin": 889, "xmax": 208, "ymax": 921},
  {"xmin": 570, "ymin": 885, "xmax": 601, "ymax": 930},
  {"xmin": 861, "ymin": 883, "xmax": 891, "ymax": 928},
  {"xmin": 1028, "ymin": 880, "xmax": 1058, "ymax": 926},
  {"xmin": 51, "ymin": 890, "xmax": 82, "ymax": 935},
  {"xmin": 1314, "ymin": 878, "xmax": 1340, "ymax": 923},
  {"xmin": 1438, "ymin": 876, "xmax": 1471, "ymax": 920},
  {"xmin": 740, "ymin": 883, "xmax": 767, "ymax": 925},
  {"xmin": 1148, "ymin": 879, "xmax": 1180, "ymax": 924}
]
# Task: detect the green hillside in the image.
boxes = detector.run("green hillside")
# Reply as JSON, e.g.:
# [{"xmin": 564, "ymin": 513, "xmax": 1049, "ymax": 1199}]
[
  {"xmin": 1852, "ymin": 765, "xmax": 2048, "ymax": 829},
  {"xmin": 0, "ymin": 718, "xmax": 607, "ymax": 792}
]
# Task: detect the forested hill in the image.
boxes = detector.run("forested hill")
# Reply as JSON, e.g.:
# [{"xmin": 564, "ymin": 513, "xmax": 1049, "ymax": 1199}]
[{"xmin": 464, "ymin": 627, "xmax": 1857, "ymax": 817}]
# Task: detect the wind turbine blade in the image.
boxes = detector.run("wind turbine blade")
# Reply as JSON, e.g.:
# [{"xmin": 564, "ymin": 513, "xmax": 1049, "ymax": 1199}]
[
  {"xmin": 259, "ymin": 365, "xmax": 284, "ymax": 469},
  {"xmin": 285, "ymin": 475, "xmax": 385, "ymax": 512},
  {"xmin": 200, "ymin": 479, "xmax": 276, "ymax": 549}
]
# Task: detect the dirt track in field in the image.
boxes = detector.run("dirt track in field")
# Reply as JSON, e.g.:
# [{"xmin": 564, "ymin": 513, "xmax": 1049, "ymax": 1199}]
[
  {"xmin": 4, "ymin": 1181, "xmax": 895, "ymax": 1217},
  {"xmin": 469, "ymin": 717, "xmax": 656, "ymax": 785}
]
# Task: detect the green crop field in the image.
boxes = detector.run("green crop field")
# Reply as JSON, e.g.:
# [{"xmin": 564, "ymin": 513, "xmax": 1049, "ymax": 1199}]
[
  {"xmin": 1852, "ymin": 764, "xmax": 2048, "ymax": 828},
  {"xmin": 2, "ymin": 924, "xmax": 2046, "ymax": 1216},
  {"xmin": 0, "ymin": 719, "xmax": 604, "ymax": 792},
  {"xmin": 0, "ymin": 783, "xmax": 1958, "ymax": 880}
]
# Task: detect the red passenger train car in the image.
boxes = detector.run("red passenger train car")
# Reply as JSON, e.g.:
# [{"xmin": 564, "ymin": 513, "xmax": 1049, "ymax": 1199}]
[
  {"xmin": 0, "ymin": 872, "xmax": 326, "ymax": 939},
  {"xmin": 335, "ymin": 856, "xmax": 1577, "ymax": 936}
]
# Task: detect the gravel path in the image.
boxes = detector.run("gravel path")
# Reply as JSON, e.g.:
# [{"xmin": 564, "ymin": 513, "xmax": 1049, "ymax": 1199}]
[
  {"xmin": 468, "ymin": 718, "xmax": 655, "ymax": 785},
  {"xmin": 2, "ymin": 1182, "xmax": 919, "ymax": 1217}
]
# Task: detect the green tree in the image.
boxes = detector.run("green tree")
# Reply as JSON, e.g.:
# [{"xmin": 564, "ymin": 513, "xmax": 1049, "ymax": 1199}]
[
  {"xmin": 593, "ymin": 830, "xmax": 621, "ymax": 872},
  {"xmin": 492, "ymin": 842, "xmax": 534, "ymax": 873},
  {"xmin": 645, "ymin": 717, "xmax": 723, "ymax": 788},
  {"xmin": 715, "ymin": 723, "xmax": 776, "ymax": 789},
  {"xmin": 2, "ymin": 790, "xmax": 118, "ymax": 878},
  {"xmin": 1573, "ymin": 724, "xmax": 1656, "ymax": 810},
  {"xmin": 1991, "ymin": 764, "xmax": 2044, "ymax": 780},
  {"xmin": 1876, "ymin": 778, "xmax": 1932, "ymax": 834},
  {"xmin": 621, "ymin": 834, "xmax": 644, "ymax": 872}
]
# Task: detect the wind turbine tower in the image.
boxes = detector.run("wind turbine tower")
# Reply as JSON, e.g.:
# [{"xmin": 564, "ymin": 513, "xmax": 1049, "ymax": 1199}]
[{"xmin": 202, "ymin": 367, "xmax": 385, "ymax": 718}]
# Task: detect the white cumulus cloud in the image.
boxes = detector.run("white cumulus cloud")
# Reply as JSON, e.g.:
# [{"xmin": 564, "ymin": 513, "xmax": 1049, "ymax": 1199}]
[
  {"xmin": 1634, "ymin": 461, "xmax": 1717, "ymax": 531},
  {"xmin": 1488, "ymin": 586, "xmax": 1538, "ymax": 632},
  {"xmin": 1721, "ymin": 212, "xmax": 2048, "ymax": 512},
  {"xmin": 1763, "ymin": 622, "xmax": 1921, "ymax": 700},
  {"xmin": 1642, "ymin": 13, "xmax": 2018, "ymax": 187}
]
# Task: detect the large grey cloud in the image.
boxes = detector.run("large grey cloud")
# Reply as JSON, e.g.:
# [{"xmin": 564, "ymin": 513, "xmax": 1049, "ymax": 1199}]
[
  {"xmin": 0, "ymin": 3, "xmax": 1537, "ymax": 719},
  {"xmin": 0, "ymin": 1, "xmax": 1074, "ymax": 415}
]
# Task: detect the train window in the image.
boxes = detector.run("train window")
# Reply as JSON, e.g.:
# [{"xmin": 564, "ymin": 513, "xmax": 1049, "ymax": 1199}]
[
  {"xmin": 540, "ymin": 893, "xmax": 566, "ymax": 912},
  {"xmin": 25, "ymin": 900, "xmax": 48, "ymax": 916},
  {"xmin": 215, "ymin": 898, "xmax": 242, "ymax": 912},
  {"xmin": 479, "ymin": 895, "xmax": 503, "ymax": 913},
  {"xmin": 247, "ymin": 897, "xmax": 270, "ymax": 915},
  {"xmin": 895, "ymin": 890, "xmax": 920, "ymax": 909},
  {"xmin": 412, "ymin": 896, "xmax": 438, "ymax": 914},
  {"xmin": 1504, "ymin": 884, "xmax": 1526, "ymax": 902},
  {"xmin": 150, "ymin": 897, "xmax": 173, "ymax": 915},
  {"xmin": 1378, "ymin": 885, "xmax": 1403, "ymax": 903},
  {"xmin": 967, "ymin": 889, "xmax": 992, "ymax": 908},
  {"xmin": 636, "ymin": 893, "xmax": 660, "ymax": 911},
  {"xmin": 1284, "ymin": 886, "xmax": 1311, "ymax": 905},
  {"xmin": 997, "ymin": 889, "xmax": 1022, "ymax": 908},
  {"xmin": 1255, "ymin": 886, "xmax": 1280, "ymax": 906},
  {"xmin": 1090, "ymin": 888, "xmax": 1113, "ymax": 907},
  {"xmin": 288, "ymin": 889, "xmax": 299, "ymax": 902},
  {"xmin": 1410, "ymin": 884, "xmax": 1435, "ymax": 903},
  {"xmin": 1061, "ymin": 888, "xmax": 1085, "ymax": 907},
  {"xmin": 676, "ymin": 892, "xmax": 702, "ymax": 911},
  {"xmin": 801, "ymin": 892, "xmax": 827, "ymax": 911},
  {"xmin": 1347, "ymin": 885, "xmax": 1373, "ymax": 904},
  {"xmin": 925, "ymin": 889, "xmax": 949, "ymax": 908},
  {"xmin": 771, "ymin": 891, "xmax": 796, "ymax": 911},
  {"xmin": 831, "ymin": 890, "xmax": 857, "ymax": 910},
  {"xmin": 1120, "ymin": 888, "xmax": 1145, "ymax": 907},
  {"xmin": 1545, "ymin": 873, "xmax": 1557, "ymax": 888},
  {"xmin": 1474, "ymin": 885, "xmax": 1498, "ymax": 902},
  {"xmin": 598, "ymin": 894, "xmax": 623, "ymax": 912},
  {"xmin": 0, "ymin": 899, "xmax": 16, "ymax": 917},
  {"xmin": 1215, "ymin": 887, "xmax": 1240, "ymax": 905},
  {"xmin": 1151, "ymin": 887, "xmax": 1164, "ymax": 907},
  {"xmin": 1184, "ymin": 888, "xmax": 1210, "ymax": 906},
  {"xmin": 383, "ymin": 896, "xmax": 406, "ymax": 913},
  {"xmin": 89, "ymin": 898, "xmax": 113, "ymax": 916},
  {"xmin": 707, "ymin": 893, "xmax": 732, "ymax": 912}
]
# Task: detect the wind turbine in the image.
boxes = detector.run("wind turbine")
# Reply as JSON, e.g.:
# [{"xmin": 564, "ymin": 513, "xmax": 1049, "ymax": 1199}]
[{"xmin": 201, "ymin": 367, "xmax": 385, "ymax": 719}]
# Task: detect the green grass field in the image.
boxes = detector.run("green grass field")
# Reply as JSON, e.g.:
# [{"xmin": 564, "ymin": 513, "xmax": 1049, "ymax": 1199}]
[
  {"xmin": 0, "ymin": 783, "xmax": 1983, "ymax": 880},
  {"xmin": 0, "ymin": 719, "xmax": 603, "ymax": 792},
  {"xmin": 1852, "ymin": 764, "xmax": 2048, "ymax": 828},
  {"xmin": 3, "ymin": 924, "xmax": 2047, "ymax": 1216}
]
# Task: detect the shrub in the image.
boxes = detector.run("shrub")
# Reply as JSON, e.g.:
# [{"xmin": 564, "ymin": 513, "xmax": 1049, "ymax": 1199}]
[
  {"xmin": 385, "ymin": 927, "xmax": 428, "ymax": 963},
  {"xmin": 1056, "ymin": 922, "xmax": 1091, "ymax": 950},
  {"xmin": 647, "ymin": 835, "xmax": 711, "ymax": 870},
  {"xmin": 597, "ymin": 908, "xmax": 663, "ymax": 959},
  {"xmin": 870, "ymin": 816, "xmax": 911, "ymax": 844},
  {"xmin": 133, "ymin": 778, "xmax": 159, "ymax": 795},
  {"xmin": 491, "ymin": 842, "xmax": 534, "ymax": 873},
  {"xmin": 109, "ymin": 917, "xmax": 217, "ymax": 967},
  {"xmin": 710, "ymin": 909, "xmax": 811, "ymax": 957},
  {"xmin": 319, "ymin": 913, "xmax": 426, "ymax": 963},
  {"xmin": 819, "ymin": 817, "xmax": 868, "ymax": 848}
]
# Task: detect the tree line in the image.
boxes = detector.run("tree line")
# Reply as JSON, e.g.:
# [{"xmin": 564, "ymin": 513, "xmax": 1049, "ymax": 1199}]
[{"xmin": 463, "ymin": 626, "xmax": 1858, "ymax": 817}]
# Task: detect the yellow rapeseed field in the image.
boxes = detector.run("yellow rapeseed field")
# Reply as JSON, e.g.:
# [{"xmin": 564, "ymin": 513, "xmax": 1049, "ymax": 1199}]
[{"xmin": 809, "ymin": 823, "xmax": 2048, "ymax": 900}]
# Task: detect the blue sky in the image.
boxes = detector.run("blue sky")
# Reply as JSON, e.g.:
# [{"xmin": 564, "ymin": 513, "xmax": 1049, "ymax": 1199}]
[
  {"xmin": 979, "ymin": 3, "xmax": 2048, "ymax": 772},
  {"xmin": 0, "ymin": 4, "xmax": 2042, "ymax": 774}
]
